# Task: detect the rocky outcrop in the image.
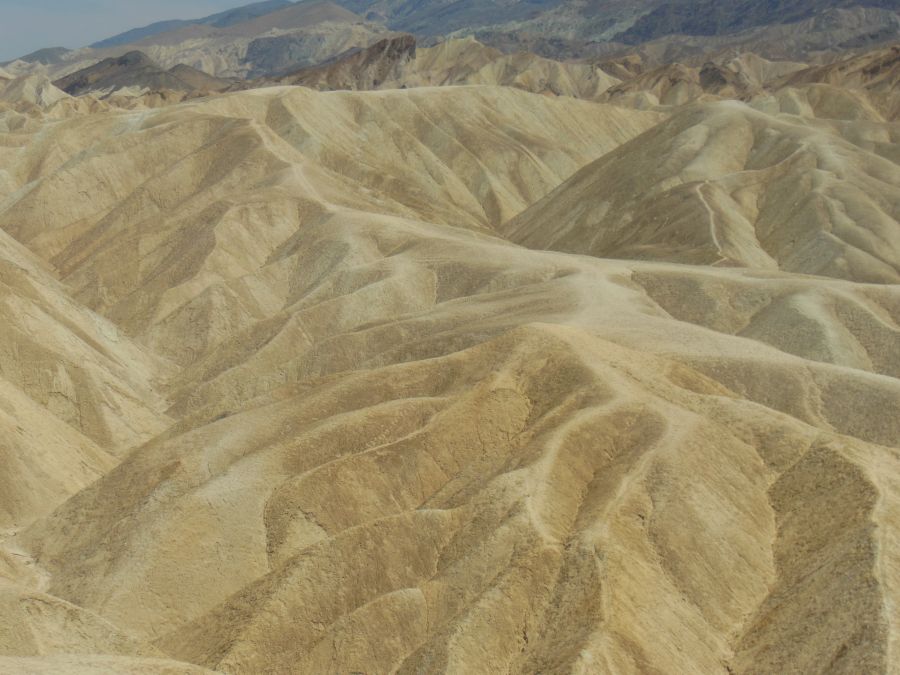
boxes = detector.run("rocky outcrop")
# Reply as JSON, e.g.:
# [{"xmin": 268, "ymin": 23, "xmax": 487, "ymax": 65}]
[
  {"xmin": 278, "ymin": 34, "xmax": 417, "ymax": 89},
  {"xmin": 53, "ymin": 51, "xmax": 232, "ymax": 96}
]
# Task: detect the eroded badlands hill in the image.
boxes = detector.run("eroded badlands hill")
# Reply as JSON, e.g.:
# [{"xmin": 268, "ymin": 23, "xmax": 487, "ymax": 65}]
[
  {"xmin": 0, "ymin": 71, "xmax": 898, "ymax": 675},
  {"xmin": 504, "ymin": 100, "xmax": 900, "ymax": 282}
]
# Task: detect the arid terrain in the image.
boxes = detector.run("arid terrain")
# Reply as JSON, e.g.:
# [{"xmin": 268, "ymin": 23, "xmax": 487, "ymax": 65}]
[{"xmin": 0, "ymin": 1, "xmax": 899, "ymax": 673}]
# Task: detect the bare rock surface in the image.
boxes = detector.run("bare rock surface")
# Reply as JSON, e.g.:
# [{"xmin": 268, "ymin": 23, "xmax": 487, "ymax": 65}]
[{"xmin": 0, "ymin": 39, "xmax": 897, "ymax": 675}]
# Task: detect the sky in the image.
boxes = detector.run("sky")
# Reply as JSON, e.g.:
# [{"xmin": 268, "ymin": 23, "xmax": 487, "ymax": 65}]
[{"xmin": 0, "ymin": 0, "xmax": 249, "ymax": 61}]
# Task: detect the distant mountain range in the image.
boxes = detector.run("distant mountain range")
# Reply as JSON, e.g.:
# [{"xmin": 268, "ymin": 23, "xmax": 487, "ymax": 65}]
[
  {"xmin": 3, "ymin": 0, "xmax": 898, "ymax": 81},
  {"xmin": 615, "ymin": 0, "xmax": 900, "ymax": 43},
  {"xmin": 3, "ymin": 2, "xmax": 384, "ymax": 80},
  {"xmin": 89, "ymin": 0, "xmax": 900, "ymax": 45},
  {"xmin": 315, "ymin": 0, "xmax": 900, "ymax": 46},
  {"xmin": 90, "ymin": 0, "xmax": 295, "ymax": 48}
]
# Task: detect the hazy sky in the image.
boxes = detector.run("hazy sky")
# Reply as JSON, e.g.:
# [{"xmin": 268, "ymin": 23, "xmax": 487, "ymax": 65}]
[{"xmin": 0, "ymin": 0, "xmax": 251, "ymax": 61}]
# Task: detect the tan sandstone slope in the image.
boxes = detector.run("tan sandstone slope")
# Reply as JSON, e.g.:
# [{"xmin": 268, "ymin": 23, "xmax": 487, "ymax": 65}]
[
  {"xmin": 504, "ymin": 99, "xmax": 900, "ymax": 283},
  {"xmin": 0, "ymin": 67, "xmax": 897, "ymax": 675}
]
